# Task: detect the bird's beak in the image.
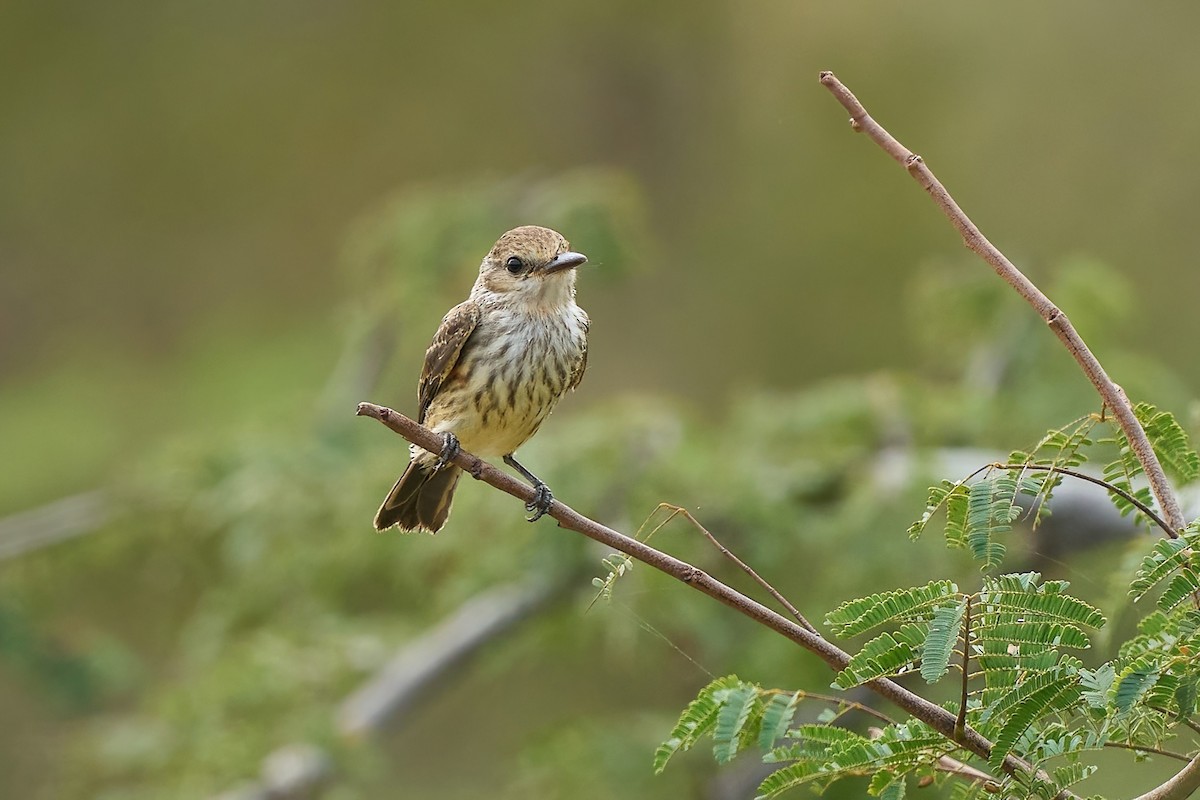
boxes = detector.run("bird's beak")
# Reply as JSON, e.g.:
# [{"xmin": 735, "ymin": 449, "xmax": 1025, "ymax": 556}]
[{"xmin": 542, "ymin": 251, "xmax": 588, "ymax": 274}]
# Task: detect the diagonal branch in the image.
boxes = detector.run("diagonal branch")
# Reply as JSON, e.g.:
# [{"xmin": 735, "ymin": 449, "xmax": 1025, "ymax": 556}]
[
  {"xmin": 356, "ymin": 401, "xmax": 1079, "ymax": 799},
  {"xmin": 817, "ymin": 70, "xmax": 1186, "ymax": 538}
]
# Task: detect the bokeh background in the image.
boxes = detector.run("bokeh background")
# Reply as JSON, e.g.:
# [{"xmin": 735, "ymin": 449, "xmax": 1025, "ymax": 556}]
[{"xmin": 3, "ymin": 2, "xmax": 1200, "ymax": 798}]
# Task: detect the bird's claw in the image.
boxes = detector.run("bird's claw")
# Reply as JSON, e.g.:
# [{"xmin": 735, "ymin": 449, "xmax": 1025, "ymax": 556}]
[
  {"xmin": 433, "ymin": 433, "xmax": 460, "ymax": 472},
  {"xmin": 525, "ymin": 483, "xmax": 554, "ymax": 522}
]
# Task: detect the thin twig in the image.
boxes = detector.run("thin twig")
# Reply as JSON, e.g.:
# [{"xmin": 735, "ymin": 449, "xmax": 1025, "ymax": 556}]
[
  {"xmin": 356, "ymin": 402, "xmax": 1079, "ymax": 799},
  {"xmin": 954, "ymin": 596, "xmax": 971, "ymax": 741},
  {"xmin": 992, "ymin": 462, "xmax": 1174, "ymax": 538},
  {"xmin": 1104, "ymin": 741, "xmax": 1192, "ymax": 764},
  {"xmin": 651, "ymin": 503, "xmax": 817, "ymax": 633},
  {"xmin": 817, "ymin": 71, "xmax": 1185, "ymax": 539}
]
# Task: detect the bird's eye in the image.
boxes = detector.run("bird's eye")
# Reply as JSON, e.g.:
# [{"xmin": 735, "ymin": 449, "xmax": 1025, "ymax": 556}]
[{"xmin": 505, "ymin": 256, "xmax": 524, "ymax": 274}]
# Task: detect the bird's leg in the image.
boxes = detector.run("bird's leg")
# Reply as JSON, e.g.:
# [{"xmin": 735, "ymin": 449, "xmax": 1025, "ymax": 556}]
[
  {"xmin": 503, "ymin": 454, "xmax": 553, "ymax": 522},
  {"xmin": 433, "ymin": 432, "xmax": 460, "ymax": 472}
]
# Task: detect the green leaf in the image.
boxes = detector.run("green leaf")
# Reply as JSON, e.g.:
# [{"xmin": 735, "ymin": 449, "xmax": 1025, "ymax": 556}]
[
  {"xmin": 833, "ymin": 625, "xmax": 925, "ymax": 689},
  {"xmin": 1158, "ymin": 571, "xmax": 1200, "ymax": 614},
  {"xmin": 1080, "ymin": 663, "xmax": 1116, "ymax": 711},
  {"xmin": 758, "ymin": 692, "xmax": 799, "ymax": 751},
  {"xmin": 873, "ymin": 772, "xmax": 907, "ymax": 800},
  {"xmin": 908, "ymin": 480, "xmax": 969, "ymax": 542},
  {"xmin": 921, "ymin": 599, "xmax": 966, "ymax": 683},
  {"xmin": 965, "ymin": 476, "xmax": 1024, "ymax": 570},
  {"xmin": 1053, "ymin": 762, "xmax": 1097, "ymax": 789},
  {"xmin": 1130, "ymin": 538, "xmax": 1195, "ymax": 602},
  {"xmin": 1135, "ymin": 403, "xmax": 1200, "ymax": 483},
  {"xmin": 826, "ymin": 581, "xmax": 958, "ymax": 637},
  {"xmin": 1176, "ymin": 677, "xmax": 1198, "ymax": 719},
  {"xmin": 1113, "ymin": 666, "xmax": 1159, "ymax": 715},
  {"xmin": 755, "ymin": 760, "xmax": 825, "ymax": 799},
  {"xmin": 988, "ymin": 680, "xmax": 1082, "ymax": 769},
  {"xmin": 713, "ymin": 685, "xmax": 759, "ymax": 764},
  {"xmin": 654, "ymin": 674, "xmax": 744, "ymax": 773},
  {"xmin": 974, "ymin": 621, "xmax": 1091, "ymax": 650},
  {"xmin": 978, "ymin": 576, "xmax": 1106, "ymax": 629}
]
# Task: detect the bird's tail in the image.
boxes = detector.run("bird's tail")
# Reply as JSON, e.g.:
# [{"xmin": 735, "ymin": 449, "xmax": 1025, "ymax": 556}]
[{"xmin": 373, "ymin": 460, "xmax": 461, "ymax": 533}]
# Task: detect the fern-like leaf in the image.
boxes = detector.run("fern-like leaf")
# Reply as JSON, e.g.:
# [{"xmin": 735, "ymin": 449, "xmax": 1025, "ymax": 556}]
[
  {"xmin": 965, "ymin": 475, "xmax": 1025, "ymax": 570},
  {"xmin": 1113, "ymin": 665, "xmax": 1159, "ymax": 715},
  {"xmin": 908, "ymin": 480, "xmax": 970, "ymax": 543},
  {"xmin": 875, "ymin": 775, "xmax": 906, "ymax": 800},
  {"xmin": 833, "ymin": 625, "xmax": 925, "ymax": 689},
  {"xmin": 1130, "ymin": 537, "xmax": 1196, "ymax": 602},
  {"xmin": 758, "ymin": 692, "xmax": 799, "ymax": 751},
  {"xmin": 974, "ymin": 621, "xmax": 1091, "ymax": 650},
  {"xmin": 921, "ymin": 599, "xmax": 966, "ymax": 683},
  {"xmin": 988, "ymin": 680, "xmax": 1082, "ymax": 769},
  {"xmin": 1080, "ymin": 663, "xmax": 1116, "ymax": 711},
  {"xmin": 654, "ymin": 675, "xmax": 745, "ymax": 773},
  {"xmin": 1053, "ymin": 763, "xmax": 1097, "ymax": 790},
  {"xmin": 1158, "ymin": 571, "xmax": 1200, "ymax": 613},
  {"xmin": 826, "ymin": 581, "xmax": 958, "ymax": 637},
  {"xmin": 713, "ymin": 685, "xmax": 759, "ymax": 764},
  {"xmin": 1014, "ymin": 415, "xmax": 1098, "ymax": 529},
  {"xmin": 1136, "ymin": 403, "xmax": 1200, "ymax": 483}
]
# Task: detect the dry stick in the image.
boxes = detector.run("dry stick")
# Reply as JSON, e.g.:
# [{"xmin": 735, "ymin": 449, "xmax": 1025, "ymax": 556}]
[
  {"xmin": 816, "ymin": 70, "xmax": 1197, "ymax": 800},
  {"xmin": 356, "ymin": 402, "xmax": 1078, "ymax": 798},
  {"xmin": 816, "ymin": 71, "xmax": 1186, "ymax": 539},
  {"xmin": 653, "ymin": 503, "xmax": 818, "ymax": 633}
]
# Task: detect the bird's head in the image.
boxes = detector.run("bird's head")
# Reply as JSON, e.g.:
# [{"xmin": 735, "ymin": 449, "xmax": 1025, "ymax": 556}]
[{"xmin": 474, "ymin": 225, "xmax": 588, "ymax": 309}]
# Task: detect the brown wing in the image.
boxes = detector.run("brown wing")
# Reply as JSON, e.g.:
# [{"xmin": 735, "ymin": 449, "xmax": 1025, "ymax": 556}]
[
  {"xmin": 417, "ymin": 300, "xmax": 481, "ymax": 423},
  {"xmin": 567, "ymin": 311, "xmax": 590, "ymax": 391}
]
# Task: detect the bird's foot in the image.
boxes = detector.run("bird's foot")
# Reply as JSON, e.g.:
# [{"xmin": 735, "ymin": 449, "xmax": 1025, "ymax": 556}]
[
  {"xmin": 525, "ymin": 482, "xmax": 554, "ymax": 522},
  {"xmin": 433, "ymin": 432, "xmax": 460, "ymax": 472}
]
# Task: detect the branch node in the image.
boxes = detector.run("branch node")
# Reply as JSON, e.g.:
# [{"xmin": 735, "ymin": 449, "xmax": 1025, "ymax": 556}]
[{"xmin": 905, "ymin": 153, "xmax": 924, "ymax": 169}]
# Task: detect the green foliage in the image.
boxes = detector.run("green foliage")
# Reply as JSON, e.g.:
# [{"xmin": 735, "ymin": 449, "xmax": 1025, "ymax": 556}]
[
  {"xmin": 666, "ymin": 573, "xmax": 1115, "ymax": 797},
  {"xmin": 965, "ymin": 475, "xmax": 1028, "ymax": 570},
  {"xmin": 908, "ymin": 469, "xmax": 1038, "ymax": 571},
  {"xmin": 921, "ymin": 599, "xmax": 967, "ymax": 683},
  {"xmin": 589, "ymin": 553, "xmax": 634, "ymax": 607},
  {"xmin": 1129, "ymin": 524, "xmax": 1200, "ymax": 611},
  {"xmin": 1008, "ymin": 414, "xmax": 1098, "ymax": 528},
  {"xmin": 1098, "ymin": 404, "xmax": 1198, "ymax": 527},
  {"xmin": 653, "ymin": 675, "xmax": 745, "ymax": 774},
  {"xmin": 826, "ymin": 581, "xmax": 959, "ymax": 637},
  {"xmin": 1134, "ymin": 403, "xmax": 1200, "ymax": 484},
  {"xmin": 662, "ymin": 571, "xmax": 1118, "ymax": 797}
]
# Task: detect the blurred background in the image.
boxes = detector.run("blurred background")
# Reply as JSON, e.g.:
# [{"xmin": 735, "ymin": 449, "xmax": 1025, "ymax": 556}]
[{"xmin": 3, "ymin": 2, "xmax": 1200, "ymax": 798}]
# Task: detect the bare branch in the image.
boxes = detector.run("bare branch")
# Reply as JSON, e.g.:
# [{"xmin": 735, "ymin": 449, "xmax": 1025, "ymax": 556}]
[
  {"xmin": 817, "ymin": 70, "xmax": 1186, "ymax": 538},
  {"xmin": 356, "ymin": 402, "xmax": 1078, "ymax": 798}
]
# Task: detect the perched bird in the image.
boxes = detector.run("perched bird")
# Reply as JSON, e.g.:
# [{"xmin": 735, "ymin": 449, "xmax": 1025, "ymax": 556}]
[{"xmin": 373, "ymin": 225, "xmax": 591, "ymax": 533}]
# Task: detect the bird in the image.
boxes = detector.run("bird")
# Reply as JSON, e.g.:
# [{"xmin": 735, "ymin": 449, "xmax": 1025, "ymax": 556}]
[{"xmin": 373, "ymin": 225, "xmax": 591, "ymax": 533}]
